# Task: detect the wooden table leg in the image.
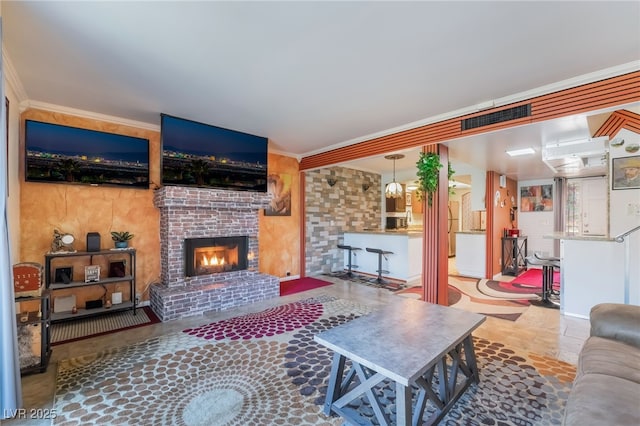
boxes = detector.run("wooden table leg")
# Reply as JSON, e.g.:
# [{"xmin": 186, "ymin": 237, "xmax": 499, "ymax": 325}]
[
  {"xmin": 462, "ymin": 334, "xmax": 480, "ymax": 383},
  {"xmin": 396, "ymin": 381, "xmax": 412, "ymax": 426},
  {"xmin": 323, "ymin": 352, "xmax": 346, "ymax": 416}
]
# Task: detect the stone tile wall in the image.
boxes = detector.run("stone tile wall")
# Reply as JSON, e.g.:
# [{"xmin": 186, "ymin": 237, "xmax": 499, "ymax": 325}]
[{"xmin": 304, "ymin": 167, "xmax": 381, "ymax": 275}]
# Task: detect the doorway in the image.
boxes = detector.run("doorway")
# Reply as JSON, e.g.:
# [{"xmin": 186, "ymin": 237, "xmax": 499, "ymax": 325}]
[{"xmin": 566, "ymin": 176, "xmax": 608, "ymax": 236}]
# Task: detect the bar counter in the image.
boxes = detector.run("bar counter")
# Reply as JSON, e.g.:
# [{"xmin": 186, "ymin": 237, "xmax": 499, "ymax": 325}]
[{"xmin": 343, "ymin": 230, "xmax": 423, "ymax": 282}]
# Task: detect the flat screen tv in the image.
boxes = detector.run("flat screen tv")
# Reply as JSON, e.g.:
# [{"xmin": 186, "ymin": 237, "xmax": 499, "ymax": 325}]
[
  {"xmin": 24, "ymin": 120, "xmax": 150, "ymax": 188},
  {"xmin": 160, "ymin": 114, "xmax": 268, "ymax": 192}
]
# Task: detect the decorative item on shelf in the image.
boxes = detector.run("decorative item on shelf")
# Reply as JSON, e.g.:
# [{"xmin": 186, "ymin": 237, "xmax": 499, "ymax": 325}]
[
  {"xmin": 54, "ymin": 295, "xmax": 76, "ymax": 314},
  {"xmin": 85, "ymin": 299, "xmax": 103, "ymax": 309},
  {"xmin": 84, "ymin": 265, "xmax": 101, "ymax": 283},
  {"xmin": 384, "ymin": 154, "xmax": 404, "ymax": 199},
  {"xmin": 54, "ymin": 266, "xmax": 73, "ymax": 284},
  {"xmin": 111, "ymin": 292, "xmax": 123, "ymax": 305},
  {"xmin": 111, "ymin": 231, "xmax": 134, "ymax": 249},
  {"xmin": 415, "ymin": 152, "xmax": 455, "ymax": 207},
  {"xmin": 108, "ymin": 261, "xmax": 126, "ymax": 278},
  {"xmin": 610, "ymin": 137, "xmax": 625, "ymax": 148},
  {"xmin": 50, "ymin": 229, "xmax": 76, "ymax": 253},
  {"xmin": 86, "ymin": 232, "xmax": 101, "ymax": 252},
  {"xmin": 625, "ymin": 144, "xmax": 640, "ymax": 154},
  {"xmin": 71, "ymin": 306, "xmax": 78, "ymax": 314},
  {"xmin": 13, "ymin": 262, "xmax": 44, "ymax": 298}
]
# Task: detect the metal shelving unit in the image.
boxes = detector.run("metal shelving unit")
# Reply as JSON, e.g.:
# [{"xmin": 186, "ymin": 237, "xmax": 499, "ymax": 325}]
[
  {"xmin": 44, "ymin": 249, "xmax": 136, "ymax": 323},
  {"xmin": 501, "ymin": 236, "xmax": 528, "ymax": 276},
  {"xmin": 15, "ymin": 290, "xmax": 52, "ymax": 375}
]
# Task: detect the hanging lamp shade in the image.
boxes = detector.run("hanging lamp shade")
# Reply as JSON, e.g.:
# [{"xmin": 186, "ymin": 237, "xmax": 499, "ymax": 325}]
[
  {"xmin": 385, "ymin": 181, "xmax": 404, "ymax": 198},
  {"xmin": 384, "ymin": 154, "xmax": 405, "ymax": 199}
]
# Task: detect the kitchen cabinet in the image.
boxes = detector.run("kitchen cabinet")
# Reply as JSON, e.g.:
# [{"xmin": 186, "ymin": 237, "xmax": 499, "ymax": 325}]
[
  {"xmin": 385, "ymin": 185, "xmax": 406, "ymax": 212},
  {"xmin": 411, "ymin": 190, "xmax": 423, "ymax": 214},
  {"xmin": 455, "ymin": 232, "xmax": 486, "ymax": 278}
]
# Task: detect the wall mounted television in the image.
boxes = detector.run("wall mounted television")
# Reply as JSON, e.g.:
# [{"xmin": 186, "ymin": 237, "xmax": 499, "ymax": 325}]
[
  {"xmin": 160, "ymin": 114, "xmax": 268, "ymax": 192},
  {"xmin": 24, "ymin": 120, "xmax": 150, "ymax": 188}
]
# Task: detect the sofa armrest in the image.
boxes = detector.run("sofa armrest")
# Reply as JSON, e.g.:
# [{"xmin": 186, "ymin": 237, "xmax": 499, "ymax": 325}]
[{"xmin": 590, "ymin": 303, "xmax": 640, "ymax": 349}]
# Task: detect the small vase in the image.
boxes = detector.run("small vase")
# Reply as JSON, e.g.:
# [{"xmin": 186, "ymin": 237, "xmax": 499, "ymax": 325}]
[{"xmin": 115, "ymin": 241, "xmax": 128, "ymax": 249}]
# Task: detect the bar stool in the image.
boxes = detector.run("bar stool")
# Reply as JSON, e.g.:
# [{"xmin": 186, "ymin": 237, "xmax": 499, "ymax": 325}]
[
  {"xmin": 337, "ymin": 244, "xmax": 362, "ymax": 278},
  {"xmin": 366, "ymin": 247, "xmax": 393, "ymax": 285},
  {"xmin": 525, "ymin": 253, "xmax": 560, "ymax": 308}
]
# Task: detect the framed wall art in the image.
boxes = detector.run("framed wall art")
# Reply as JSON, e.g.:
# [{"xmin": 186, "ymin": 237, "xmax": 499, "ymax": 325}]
[
  {"xmin": 612, "ymin": 156, "xmax": 640, "ymax": 190},
  {"xmin": 265, "ymin": 173, "xmax": 292, "ymax": 216},
  {"xmin": 520, "ymin": 184, "xmax": 553, "ymax": 212}
]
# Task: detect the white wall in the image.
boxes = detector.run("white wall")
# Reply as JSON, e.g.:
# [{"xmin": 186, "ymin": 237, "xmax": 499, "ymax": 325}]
[
  {"xmin": 452, "ymin": 161, "xmax": 485, "ymax": 211},
  {"xmin": 608, "ymin": 128, "xmax": 640, "ymax": 307},
  {"xmin": 609, "ymin": 129, "xmax": 640, "ymax": 235},
  {"xmin": 517, "ymin": 179, "xmax": 555, "ymax": 258},
  {"xmin": 560, "ymin": 128, "xmax": 640, "ymax": 317}
]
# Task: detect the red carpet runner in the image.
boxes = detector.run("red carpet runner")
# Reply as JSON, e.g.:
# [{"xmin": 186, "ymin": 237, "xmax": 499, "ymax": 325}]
[
  {"xmin": 511, "ymin": 268, "xmax": 560, "ymax": 288},
  {"xmin": 279, "ymin": 277, "xmax": 333, "ymax": 296}
]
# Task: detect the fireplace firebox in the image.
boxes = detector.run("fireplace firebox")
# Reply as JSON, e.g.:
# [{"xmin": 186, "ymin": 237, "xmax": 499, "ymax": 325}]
[{"xmin": 185, "ymin": 236, "xmax": 248, "ymax": 277}]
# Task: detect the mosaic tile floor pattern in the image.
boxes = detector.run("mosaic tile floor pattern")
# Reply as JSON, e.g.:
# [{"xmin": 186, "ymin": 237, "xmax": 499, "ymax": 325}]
[{"xmin": 53, "ymin": 295, "xmax": 575, "ymax": 425}]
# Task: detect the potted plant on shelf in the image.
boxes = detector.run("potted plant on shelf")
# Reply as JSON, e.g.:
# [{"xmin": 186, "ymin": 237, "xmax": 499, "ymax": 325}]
[
  {"xmin": 111, "ymin": 231, "xmax": 134, "ymax": 249},
  {"xmin": 415, "ymin": 152, "xmax": 455, "ymax": 207}
]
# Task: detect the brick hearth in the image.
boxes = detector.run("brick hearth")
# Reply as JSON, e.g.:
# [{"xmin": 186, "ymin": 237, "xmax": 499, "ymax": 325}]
[{"xmin": 150, "ymin": 186, "xmax": 279, "ymax": 321}]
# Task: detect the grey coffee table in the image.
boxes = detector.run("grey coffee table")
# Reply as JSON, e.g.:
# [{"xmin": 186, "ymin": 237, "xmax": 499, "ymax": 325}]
[{"xmin": 314, "ymin": 297, "xmax": 486, "ymax": 425}]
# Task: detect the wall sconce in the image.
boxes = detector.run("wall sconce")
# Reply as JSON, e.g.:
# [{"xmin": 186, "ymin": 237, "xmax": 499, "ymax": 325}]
[
  {"xmin": 362, "ymin": 183, "xmax": 370, "ymax": 192},
  {"xmin": 327, "ymin": 177, "xmax": 337, "ymax": 187}
]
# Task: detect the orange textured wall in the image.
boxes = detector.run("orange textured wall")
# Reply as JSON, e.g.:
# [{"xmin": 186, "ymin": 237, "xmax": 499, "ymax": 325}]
[
  {"xmin": 258, "ymin": 153, "xmax": 300, "ymax": 278},
  {"xmin": 19, "ymin": 109, "xmax": 161, "ymax": 305},
  {"xmin": 489, "ymin": 174, "xmax": 519, "ymax": 277},
  {"xmin": 18, "ymin": 109, "xmax": 295, "ymax": 305}
]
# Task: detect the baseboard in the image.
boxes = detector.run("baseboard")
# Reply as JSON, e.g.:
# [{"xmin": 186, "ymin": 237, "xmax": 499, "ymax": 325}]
[{"xmin": 279, "ymin": 274, "xmax": 301, "ymax": 282}]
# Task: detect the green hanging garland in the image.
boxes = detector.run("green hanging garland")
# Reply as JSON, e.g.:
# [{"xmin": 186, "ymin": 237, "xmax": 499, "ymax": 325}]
[{"xmin": 416, "ymin": 152, "xmax": 455, "ymax": 206}]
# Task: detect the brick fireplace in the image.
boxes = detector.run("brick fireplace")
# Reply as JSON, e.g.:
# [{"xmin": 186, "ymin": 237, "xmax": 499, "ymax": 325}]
[{"xmin": 150, "ymin": 186, "xmax": 279, "ymax": 321}]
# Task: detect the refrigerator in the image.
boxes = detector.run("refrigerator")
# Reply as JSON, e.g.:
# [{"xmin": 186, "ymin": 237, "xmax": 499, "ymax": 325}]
[{"xmin": 448, "ymin": 201, "xmax": 459, "ymax": 257}]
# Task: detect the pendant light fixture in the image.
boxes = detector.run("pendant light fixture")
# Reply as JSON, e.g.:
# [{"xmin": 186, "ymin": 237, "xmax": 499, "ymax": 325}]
[{"xmin": 384, "ymin": 154, "xmax": 404, "ymax": 198}]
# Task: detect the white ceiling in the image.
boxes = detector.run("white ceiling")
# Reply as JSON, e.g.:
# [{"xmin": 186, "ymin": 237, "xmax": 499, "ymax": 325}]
[{"xmin": 3, "ymin": 1, "xmax": 640, "ymax": 180}]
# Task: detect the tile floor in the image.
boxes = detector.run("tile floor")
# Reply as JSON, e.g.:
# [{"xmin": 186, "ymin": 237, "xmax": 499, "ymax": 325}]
[{"xmin": 6, "ymin": 274, "xmax": 589, "ymax": 425}]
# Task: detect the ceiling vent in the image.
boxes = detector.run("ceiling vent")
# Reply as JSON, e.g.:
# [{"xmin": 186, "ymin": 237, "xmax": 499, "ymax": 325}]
[{"xmin": 461, "ymin": 104, "xmax": 531, "ymax": 131}]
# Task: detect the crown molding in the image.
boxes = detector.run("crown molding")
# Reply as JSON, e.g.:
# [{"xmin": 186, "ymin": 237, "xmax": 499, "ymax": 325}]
[
  {"xmin": 23, "ymin": 100, "xmax": 160, "ymax": 131},
  {"xmin": 268, "ymin": 146, "xmax": 301, "ymax": 162},
  {"xmin": 300, "ymin": 61, "xmax": 640, "ymax": 159},
  {"xmin": 2, "ymin": 46, "xmax": 28, "ymax": 102}
]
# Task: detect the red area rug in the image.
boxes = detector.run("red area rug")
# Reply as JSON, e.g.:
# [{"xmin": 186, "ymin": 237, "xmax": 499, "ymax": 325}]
[
  {"xmin": 279, "ymin": 277, "xmax": 333, "ymax": 296},
  {"xmin": 510, "ymin": 268, "xmax": 560, "ymax": 289}
]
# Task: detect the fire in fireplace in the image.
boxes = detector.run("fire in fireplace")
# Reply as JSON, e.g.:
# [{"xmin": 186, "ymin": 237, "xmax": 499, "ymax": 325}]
[{"xmin": 185, "ymin": 236, "xmax": 248, "ymax": 277}]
